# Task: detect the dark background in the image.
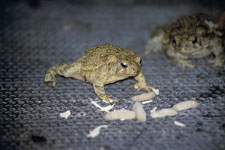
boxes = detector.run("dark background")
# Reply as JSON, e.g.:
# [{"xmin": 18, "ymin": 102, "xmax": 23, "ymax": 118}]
[{"xmin": 0, "ymin": 0, "xmax": 225, "ymax": 150}]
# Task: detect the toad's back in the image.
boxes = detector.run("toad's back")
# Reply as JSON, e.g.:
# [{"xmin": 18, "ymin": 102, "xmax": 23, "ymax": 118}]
[
  {"xmin": 75, "ymin": 43, "xmax": 139, "ymax": 71},
  {"xmin": 166, "ymin": 14, "xmax": 221, "ymax": 37}
]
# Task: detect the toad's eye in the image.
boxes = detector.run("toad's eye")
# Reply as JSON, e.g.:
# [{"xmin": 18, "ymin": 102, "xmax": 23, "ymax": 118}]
[
  {"xmin": 139, "ymin": 59, "xmax": 142, "ymax": 65},
  {"xmin": 172, "ymin": 39, "xmax": 176, "ymax": 47},
  {"xmin": 170, "ymin": 36, "xmax": 176, "ymax": 47},
  {"xmin": 192, "ymin": 37, "xmax": 197, "ymax": 44},
  {"xmin": 120, "ymin": 62, "xmax": 128, "ymax": 68}
]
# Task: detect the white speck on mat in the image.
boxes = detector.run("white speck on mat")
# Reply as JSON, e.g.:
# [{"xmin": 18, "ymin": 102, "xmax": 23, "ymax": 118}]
[
  {"xmin": 152, "ymin": 88, "xmax": 159, "ymax": 95},
  {"xmin": 142, "ymin": 100, "xmax": 153, "ymax": 104},
  {"xmin": 87, "ymin": 125, "xmax": 108, "ymax": 138},
  {"xmin": 174, "ymin": 121, "xmax": 186, "ymax": 127},
  {"xmin": 150, "ymin": 107, "xmax": 157, "ymax": 113},
  {"xmin": 91, "ymin": 101, "xmax": 114, "ymax": 112},
  {"xmin": 59, "ymin": 110, "xmax": 71, "ymax": 119}
]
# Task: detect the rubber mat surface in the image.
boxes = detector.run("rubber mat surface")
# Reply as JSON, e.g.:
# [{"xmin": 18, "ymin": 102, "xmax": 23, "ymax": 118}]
[{"xmin": 0, "ymin": 0, "xmax": 225, "ymax": 150}]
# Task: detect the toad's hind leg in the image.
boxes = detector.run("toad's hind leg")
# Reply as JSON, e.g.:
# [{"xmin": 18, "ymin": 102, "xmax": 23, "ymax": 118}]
[
  {"xmin": 209, "ymin": 43, "xmax": 225, "ymax": 68},
  {"xmin": 45, "ymin": 62, "xmax": 83, "ymax": 88},
  {"xmin": 144, "ymin": 27, "xmax": 166, "ymax": 55}
]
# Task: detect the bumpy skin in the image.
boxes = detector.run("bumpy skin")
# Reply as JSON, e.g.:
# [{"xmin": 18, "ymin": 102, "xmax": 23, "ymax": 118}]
[
  {"xmin": 145, "ymin": 14, "xmax": 225, "ymax": 69},
  {"xmin": 45, "ymin": 43, "xmax": 154, "ymax": 103}
]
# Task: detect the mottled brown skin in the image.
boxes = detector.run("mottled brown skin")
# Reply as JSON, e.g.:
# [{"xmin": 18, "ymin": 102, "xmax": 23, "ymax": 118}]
[
  {"xmin": 145, "ymin": 14, "xmax": 225, "ymax": 69},
  {"xmin": 218, "ymin": 10, "xmax": 225, "ymax": 31},
  {"xmin": 45, "ymin": 44, "xmax": 154, "ymax": 103}
]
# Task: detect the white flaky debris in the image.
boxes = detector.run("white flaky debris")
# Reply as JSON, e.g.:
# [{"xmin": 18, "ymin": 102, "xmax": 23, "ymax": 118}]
[
  {"xmin": 87, "ymin": 125, "xmax": 108, "ymax": 138},
  {"xmin": 142, "ymin": 100, "xmax": 153, "ymax": 104},
  {"xmin": 204, "ymin": 20, "xmax": 223, "ymax": 36},
  {"xmin": 172, "ymin": 100, "xmax": 198, "ymax": 111},
  {"xmin": 152, "ymin": 88, "xmax": 160, "ymax": 95},
  {"xmin": 104, "ymin": 109, "xmax": 136, "ymax": 121},
  {"xmin": 205, "ymin": 20, "xmax": 218, "ymax": 30},
  {"xmin": 91, "ymin": 101, "xmax": 114, "ymax": 113},
  {"xmin": 132, "ymin": 92, "xmax": 156, "ymax": 101},
  {"xmin": 150, "ymin": 107, "xmax": 157, "ymax": 113},
  {"xmin": 59, "ymin": 110, "xmax": 71, "ymax": 119},
  {"xmin": 174, "ymin": 121, "xmax": 186, "ymax": 127},
  {"xmin": 132, "ymin": 102, "xmax": 146, "ymax": 122},
  {"xmin": 150, "ymin": 108, "xmax": 177, "ymax": 118},
  {"xmin": 103, "ymin": 99, "xmax": 116, "ymax": 104}
]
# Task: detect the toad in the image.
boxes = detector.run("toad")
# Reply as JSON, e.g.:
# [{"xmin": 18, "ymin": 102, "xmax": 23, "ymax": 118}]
[
  {"xmin": 145, "ymin": 14, "xmax": 224, "ymax": 69},
  {"xmin": 45, "ymin": 44, "xmax": 155, "ymax": 103}
]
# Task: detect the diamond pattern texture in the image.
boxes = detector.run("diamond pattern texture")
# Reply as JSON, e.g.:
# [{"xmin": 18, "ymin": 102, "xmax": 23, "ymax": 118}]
[{"xmin": 0, "ymin": 1, "xmax": 225, "ymax": 150}]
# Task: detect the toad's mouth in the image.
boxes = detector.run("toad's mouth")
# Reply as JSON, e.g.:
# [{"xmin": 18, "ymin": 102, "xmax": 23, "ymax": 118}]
[
  {"xmin": 116, "ymin": 67, "xmax": 140, "ymax": 77},
  {"xmin": 117, "ymin": 73, "xmax": 139, "ymax": 77},
  {"xmin": 180, "ymin": 47, "xmax": 203, "ymax": 54}
]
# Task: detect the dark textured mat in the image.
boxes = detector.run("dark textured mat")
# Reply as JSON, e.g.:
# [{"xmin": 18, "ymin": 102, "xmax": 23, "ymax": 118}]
[{"xmin": 0, "ymin": 1, "xmax": 225, "ymax": 150}]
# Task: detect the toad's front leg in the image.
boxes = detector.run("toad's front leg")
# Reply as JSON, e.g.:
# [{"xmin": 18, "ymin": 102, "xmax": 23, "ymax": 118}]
[
  {"xmin": 172, "ymin": 58, "xmax": 196, "ymax": 69},
  {"xmin": 93, "ymin": 84, "xmax": 119, "ymax": 103},
  {"xmin": 130, "ymin": 72, "xmax": 155, "ymax": 92},
  {"xmin": 166, "ymin": 48, "xmax": 195, "ymax": 69},
  {"xmin": 209, "ymin": 44, "xmax": 225, "ymax": 68}
]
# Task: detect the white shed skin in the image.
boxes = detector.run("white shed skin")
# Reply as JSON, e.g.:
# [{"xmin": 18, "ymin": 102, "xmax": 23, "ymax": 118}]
[
  {"xmin": 132, "ymin": 102, "xmax": 146, "ymax": 122},
  {"xmin": 150, "ymin": 108, "xmax": 177, "ymax": 118},
  {"xmin": 87, "ymin": 125, "xmax": 108, "ymax": 138},
  {"xmin": 104, "ymin": 109, "xmax": 136, "ymax": 120},
  {"xmin": 172, "ymin": 100, "xmax": 198, "ymax": 111}
]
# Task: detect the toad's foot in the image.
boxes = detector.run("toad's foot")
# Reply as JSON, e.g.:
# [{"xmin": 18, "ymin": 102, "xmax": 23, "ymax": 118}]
[
  {"xmin": 208, "ymin": 58, "xmax": 224, "ymax": 68},
  {"xmin": 101, "ymin": 95, "xmax": 119, "ymax": 104},
  {"xmin": 129, "ymin": 83, "xmax": 153, "ymax": 92},
  {"xmin": 173, "ymin": 59, "xmax": 196, "ymax": 69},
  {"xmin": 93, "ymin": 84, "xmax": 119, "ymax": 103},
  {"xmin": 131, "ymin": 72, "xmax": 154, "ymax": 92}
]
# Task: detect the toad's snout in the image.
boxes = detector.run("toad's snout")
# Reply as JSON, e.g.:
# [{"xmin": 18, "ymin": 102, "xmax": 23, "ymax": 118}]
[
  {"xmin": 130, "ymin": 64, "xmax": 140, "ymax": 76},
  {"xmin": 132, "ymin": 67, "xmax": 139, "ymax": 75}
]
